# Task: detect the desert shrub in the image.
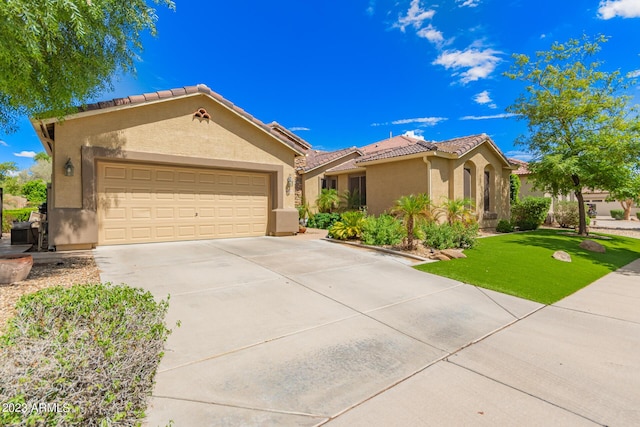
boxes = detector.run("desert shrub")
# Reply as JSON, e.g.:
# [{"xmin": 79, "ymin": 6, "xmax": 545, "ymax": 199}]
[
  {"xmin": 496, "ymin": 219, "xmax": 514, "ymax": 233},
  {"xmin": 361, "ymin": 214, "xmax": 405, "ymax": 246},
  {"xmin": 328, "ymin": 211, "xmax": 365, "ymax": 240},
  {"xmin": 422, "ymin": 221, "xmax": 479, "ymax": 250},
  {"xmin": 610, "ymin": 209, "xmax": 624, "ymax": 220},
  {"xmin": 0, "ymin": 283, "xmax": 171, "ymax": 426},
  {"xmin": 2, "ymin": 208, "xmax": 38, "ymax": 233},
  {"xmin": 307, "ymin": 212, "xmax": 341, "ymax": 229},
  {"xmin": 511, "ymin": 197, "xmax": 551, "ymax": 231},
  {"xmin": 556, "ymin": 201, "xmax": 580, "ymax": 228}
]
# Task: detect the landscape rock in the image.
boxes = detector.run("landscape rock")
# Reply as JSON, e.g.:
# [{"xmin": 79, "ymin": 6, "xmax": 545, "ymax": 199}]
[
  {"xmin": 432, "ymin": 253, "xmax": 451, "ymax": 261},
  {"xmin": 441, "ymin": 249, "xmax": 466, "ymax": 259},
  {"xmin": 552, "ymin": 250, "xmax": 572, "ymax": 262},
  {"xmin": 579, "ymin": 239, "xmax": 606, "ymax": 253}
]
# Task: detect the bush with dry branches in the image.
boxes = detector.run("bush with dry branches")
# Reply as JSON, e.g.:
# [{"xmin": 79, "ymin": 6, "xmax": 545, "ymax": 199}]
[{"xmin": 0, "ymin": 283, "xmax": 171, "ymax": 426}]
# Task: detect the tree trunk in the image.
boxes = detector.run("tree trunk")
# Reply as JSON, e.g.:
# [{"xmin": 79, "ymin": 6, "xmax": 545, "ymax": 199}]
[
  {"xmin": 575, "ymin": 190, "xmax": 588, "ymax": 236},
  {"xmin": 620, "ymin": 199, "xmax": 633, "ymax": 221}
]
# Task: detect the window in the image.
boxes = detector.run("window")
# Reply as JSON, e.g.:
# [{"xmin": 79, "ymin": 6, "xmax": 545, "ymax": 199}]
[
  {"xmin": 464, "ymin": 168, "xmax": 472, "ymax": 200},
  {"xmin": 348, "ymin": 175, "xmax": 366, "ymax": 207},
  {"xmin": 321, "ymin": 177, "xmax": 337, "ymax": 190},
  {"xmin": 484, "ymin": 171, "xmax": 491, "ymax": 212}
]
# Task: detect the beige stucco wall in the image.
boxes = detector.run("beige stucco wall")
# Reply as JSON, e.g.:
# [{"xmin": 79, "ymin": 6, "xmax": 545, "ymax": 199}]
[
  {"xmin": 365, "ymin": 158, "xmax": 429, "ymax": 215},
  {"xmin": 47, "ymin": 94, "xmax": 299, "ymax": 248}
]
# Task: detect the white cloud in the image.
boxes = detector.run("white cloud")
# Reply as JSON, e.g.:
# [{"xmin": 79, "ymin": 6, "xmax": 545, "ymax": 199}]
[
  {"xmin": 372, "ymin": 116, "xmax": 447, "ymax": 127},
  {"xmin": 457, "ymin": 0, "xmax": 481, "ymax": 7},
  {"xmin": 366, "ymin": 0, "xmax": 375, "ymax": 16},
  {"xmin": 403, "ymin": 130, "xmax": 425, "ymax": 139},
  {"xmin": 473, "ymin": 90, "xmax": 497, "ymax": 108},
  {"xmin": 628, "ymin": 69, "xmax": 640, "ymax": 78},
  {"xmin": 13, "ymin": 151, "xmax": 36, "ymax": 158},
  {"xmin": 417, "ymin": 25, "xmax": 445, "ymax": 46},
  {"xmin": 394, "ymin": 0, "xmax": 436, "ymax": 32},
  {"xmin": 459, "ymin": 113, "xmax": 517, "ymax": 120},
  {"xmin": 598, "ymin": 0, "xmax": 640, "ymax": 19},
  {"xmin": 0, "ymin": 139, "xmax": 8, "ymax": 147},
  {"xmin": 289, "ymin": 127, "xmax": 311, "ymax": 131},
  {"xmin": 393, "ymin": 117, "xmax": 447, "ymax": 126},
  {"xmin": 433, "ymin": 46, "xmax": 503, "ymax": 84},
  {"xmin": 505, "ymin": 150, "xmax": 534, "ymax": 162}
]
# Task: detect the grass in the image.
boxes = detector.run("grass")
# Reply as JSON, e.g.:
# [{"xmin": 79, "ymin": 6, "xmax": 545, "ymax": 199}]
[{"xmin": 415, "ymin": 228, "xmax": 640, "ymax": 304}]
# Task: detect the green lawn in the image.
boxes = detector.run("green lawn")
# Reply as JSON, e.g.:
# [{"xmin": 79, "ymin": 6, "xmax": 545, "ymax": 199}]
[{"xmin": 415, "ymin": 229, "xmax": 640, "ymax": 304}]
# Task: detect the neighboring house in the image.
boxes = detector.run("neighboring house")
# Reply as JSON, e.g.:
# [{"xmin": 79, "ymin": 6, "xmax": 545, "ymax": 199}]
[
  {"xmin": 31, "ymin": 84, "xmax": 305, "ymax": 250},
  {"xmin": 299, "ymin": 134, "xmax": 515, "ymax": 228},
  {"xmin": 510, "ymin": 159, "xmax": 639, "ymax": 218}
]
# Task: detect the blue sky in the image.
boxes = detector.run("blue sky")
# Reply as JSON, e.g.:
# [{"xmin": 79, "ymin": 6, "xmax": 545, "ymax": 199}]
[{"xmin": 2, "ymin": 0, "xmax": 640, "ymax": 169}]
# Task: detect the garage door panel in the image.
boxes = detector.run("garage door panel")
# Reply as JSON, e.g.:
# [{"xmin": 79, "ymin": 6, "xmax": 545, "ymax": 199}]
[{"xmin": 98, "ymin": 162, "xmax": 269, "ymax": 245}]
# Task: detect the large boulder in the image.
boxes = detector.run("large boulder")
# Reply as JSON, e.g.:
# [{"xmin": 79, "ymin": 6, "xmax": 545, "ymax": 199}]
[
  {"xmin": 552, "ymin": 250, "xmax": 572, "ymax": 262},
  {"xmin": 579, "ymin": 239, "xmax": 606, "ymax": 253}
]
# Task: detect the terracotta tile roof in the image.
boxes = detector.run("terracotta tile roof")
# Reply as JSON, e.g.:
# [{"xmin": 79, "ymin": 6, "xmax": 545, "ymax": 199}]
[
  {"xmin": 433, "ymin": 134, "xmax": 489, "ymax": 155},
  {"xmin": 508, "ymin": 158, "xmax": 531, "ymax": 175},
  {"xmin": 357, "ymin": 140, "xmax": 437, "ymax": 163},
  {"xmin": 304, "ymin": 147, "xmax": 361, "ymax": 172},
  {"xmin": 76, "ymin": 84, "xmax": 304, "ymax": 154},
  {"xmin": 360, "ymin": 135, "xmax": 422, "ymax": 155},
  {"xmin": 268, "ymin": 122, "xmax": 312, "ymax": 151},
  {"xmin": 326, "ymin": 158, "xmax": 364, "ymax": 173}
]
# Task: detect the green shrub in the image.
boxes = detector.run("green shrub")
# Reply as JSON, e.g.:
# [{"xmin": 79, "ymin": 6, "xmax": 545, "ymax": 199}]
[
  {"xmin": 361, "ymin": 214, "xmax": 405, "ymax": 246},
  {"xmin": 0, "ymin": 283, "xmax": 171, "ymax": 426},
  {"xmin": 511, "ymin": 197, "xmax": 551, "ymax": 230},
  {"xmin": 21, "ymin": 180, "xmax": 47, "ymax": 206},
  {"xmin": 610, "ymin": 209, "xmax": 624, "ymax": 220},
  {"xmin": 307, "ymin": 212, "xmax": 341, "ymax": 229},
  {"xmin": 637, "ymin": 212, "xmax": 640, "ymax": 220},
  {"xmin": 2, "ymin": 208, "xmax": 38, "ymax": 233},
  {"xmin": 496, "ymin": 219, "xmax": 514, "ymax": 233},
  {"xmin": 328, "ymin": 211, "xmax": 365, "ymax": 240},
  {"xmin": 422, "ymin": 221, "xmax": 479, "ymax": 250}
]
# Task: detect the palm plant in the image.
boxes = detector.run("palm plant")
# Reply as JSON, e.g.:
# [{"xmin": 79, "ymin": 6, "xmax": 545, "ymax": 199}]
[
  {"xmin": 391, "ymin": 193, "xmax": 433, "ymax": 250},
  {"xmin": 441, "ymin": 197, "xmax": 476, "ymax": 225},
  {"xmin": 340, "ymin": 189, "xmax": 362, "ymax": 211},
  {"xmin": 316, "ymin": 189, "xmax": 340, "ymax": 213},
  {"xmin": 328, "ymin": 211, "xmax": 366, "ymax": 240}
]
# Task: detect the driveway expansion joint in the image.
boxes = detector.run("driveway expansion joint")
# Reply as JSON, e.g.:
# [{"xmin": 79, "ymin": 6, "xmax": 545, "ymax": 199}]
[
  {"xmin": 551, "ymin": 305, "xmax": 640, "ymax": 325},
  {"xmin": 445, "ymin": 361, "xmax": 603, "ymax": 426},
  {"xmin": 151, "ymin": 395, "xmax": 328, "ymax": 419}
]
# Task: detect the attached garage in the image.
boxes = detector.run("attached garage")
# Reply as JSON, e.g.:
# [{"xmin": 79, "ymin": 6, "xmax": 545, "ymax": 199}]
[
  {"xmin": 32, "ymin": 84, "xmax": 304, "ymax": 250},
  {"xmin": 97, "ymin": 162, "xmax": 269, "ymax": 245}
]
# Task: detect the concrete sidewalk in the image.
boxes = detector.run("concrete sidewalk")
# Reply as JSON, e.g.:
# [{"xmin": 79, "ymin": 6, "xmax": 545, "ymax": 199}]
[{"xmin": 95, "ymin": 238, "xmax": 640, "ymax": 426}]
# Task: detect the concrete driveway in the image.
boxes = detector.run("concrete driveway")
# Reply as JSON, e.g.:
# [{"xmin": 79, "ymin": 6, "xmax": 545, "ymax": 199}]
[{"xmin": 95, "ymin": 237, "xmax": 640, "ymax": 426}]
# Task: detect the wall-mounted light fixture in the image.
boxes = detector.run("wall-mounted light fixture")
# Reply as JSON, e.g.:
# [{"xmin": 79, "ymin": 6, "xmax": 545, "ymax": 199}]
[
  {"xmin": 286, "ymin": 174, "xmax": 293, "ymax": 195},
  {"xmin": 64, "ymin": 158, "xmax": 74, "ymax": 177}
]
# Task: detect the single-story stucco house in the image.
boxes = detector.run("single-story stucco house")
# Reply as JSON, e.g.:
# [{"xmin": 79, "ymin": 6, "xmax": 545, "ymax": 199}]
[
  {"xmin": 31, "ymin": 84, "xmax": 306, "ymax": 250},
  {"xmin": 297, "ymin": 134, "xmax": 516, "ymax": 228}
]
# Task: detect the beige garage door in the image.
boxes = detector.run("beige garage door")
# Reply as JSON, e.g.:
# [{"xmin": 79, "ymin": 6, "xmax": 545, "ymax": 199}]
[{"xmin": 97, "ymin": 162, "xmax": 269, "ymax": 245}]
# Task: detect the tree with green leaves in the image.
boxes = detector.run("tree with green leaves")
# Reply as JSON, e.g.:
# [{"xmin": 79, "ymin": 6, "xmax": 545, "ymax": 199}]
[
  {"xmin": 607, "ymin": 169, "xmax": 640, "ymax": 220},
  {"xmin": 0, "ymin": 0, "xmax": 175, "ymax": 132},
  {"xmin": 505, "ymin": 35, "xmax": 640, "ymax": 235},
  {"xmin": 0, "ymin": 161, "xmax": 18, "ymax": 182}
]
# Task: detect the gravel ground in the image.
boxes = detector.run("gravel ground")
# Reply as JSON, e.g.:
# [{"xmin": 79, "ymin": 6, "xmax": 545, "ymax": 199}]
[{"xmin": 0, "ymin": 257, "xmax": 101, "ymax": 334}]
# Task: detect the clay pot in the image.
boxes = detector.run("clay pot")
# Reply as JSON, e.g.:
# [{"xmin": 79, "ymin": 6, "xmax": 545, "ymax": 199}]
[
  {"xmin": 0, "ymin": 254, "xmax": 33, "ymax": 284},
  {"xmin": 298, "ymin": 226, "xmax": 307, "ymax": 234}
]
